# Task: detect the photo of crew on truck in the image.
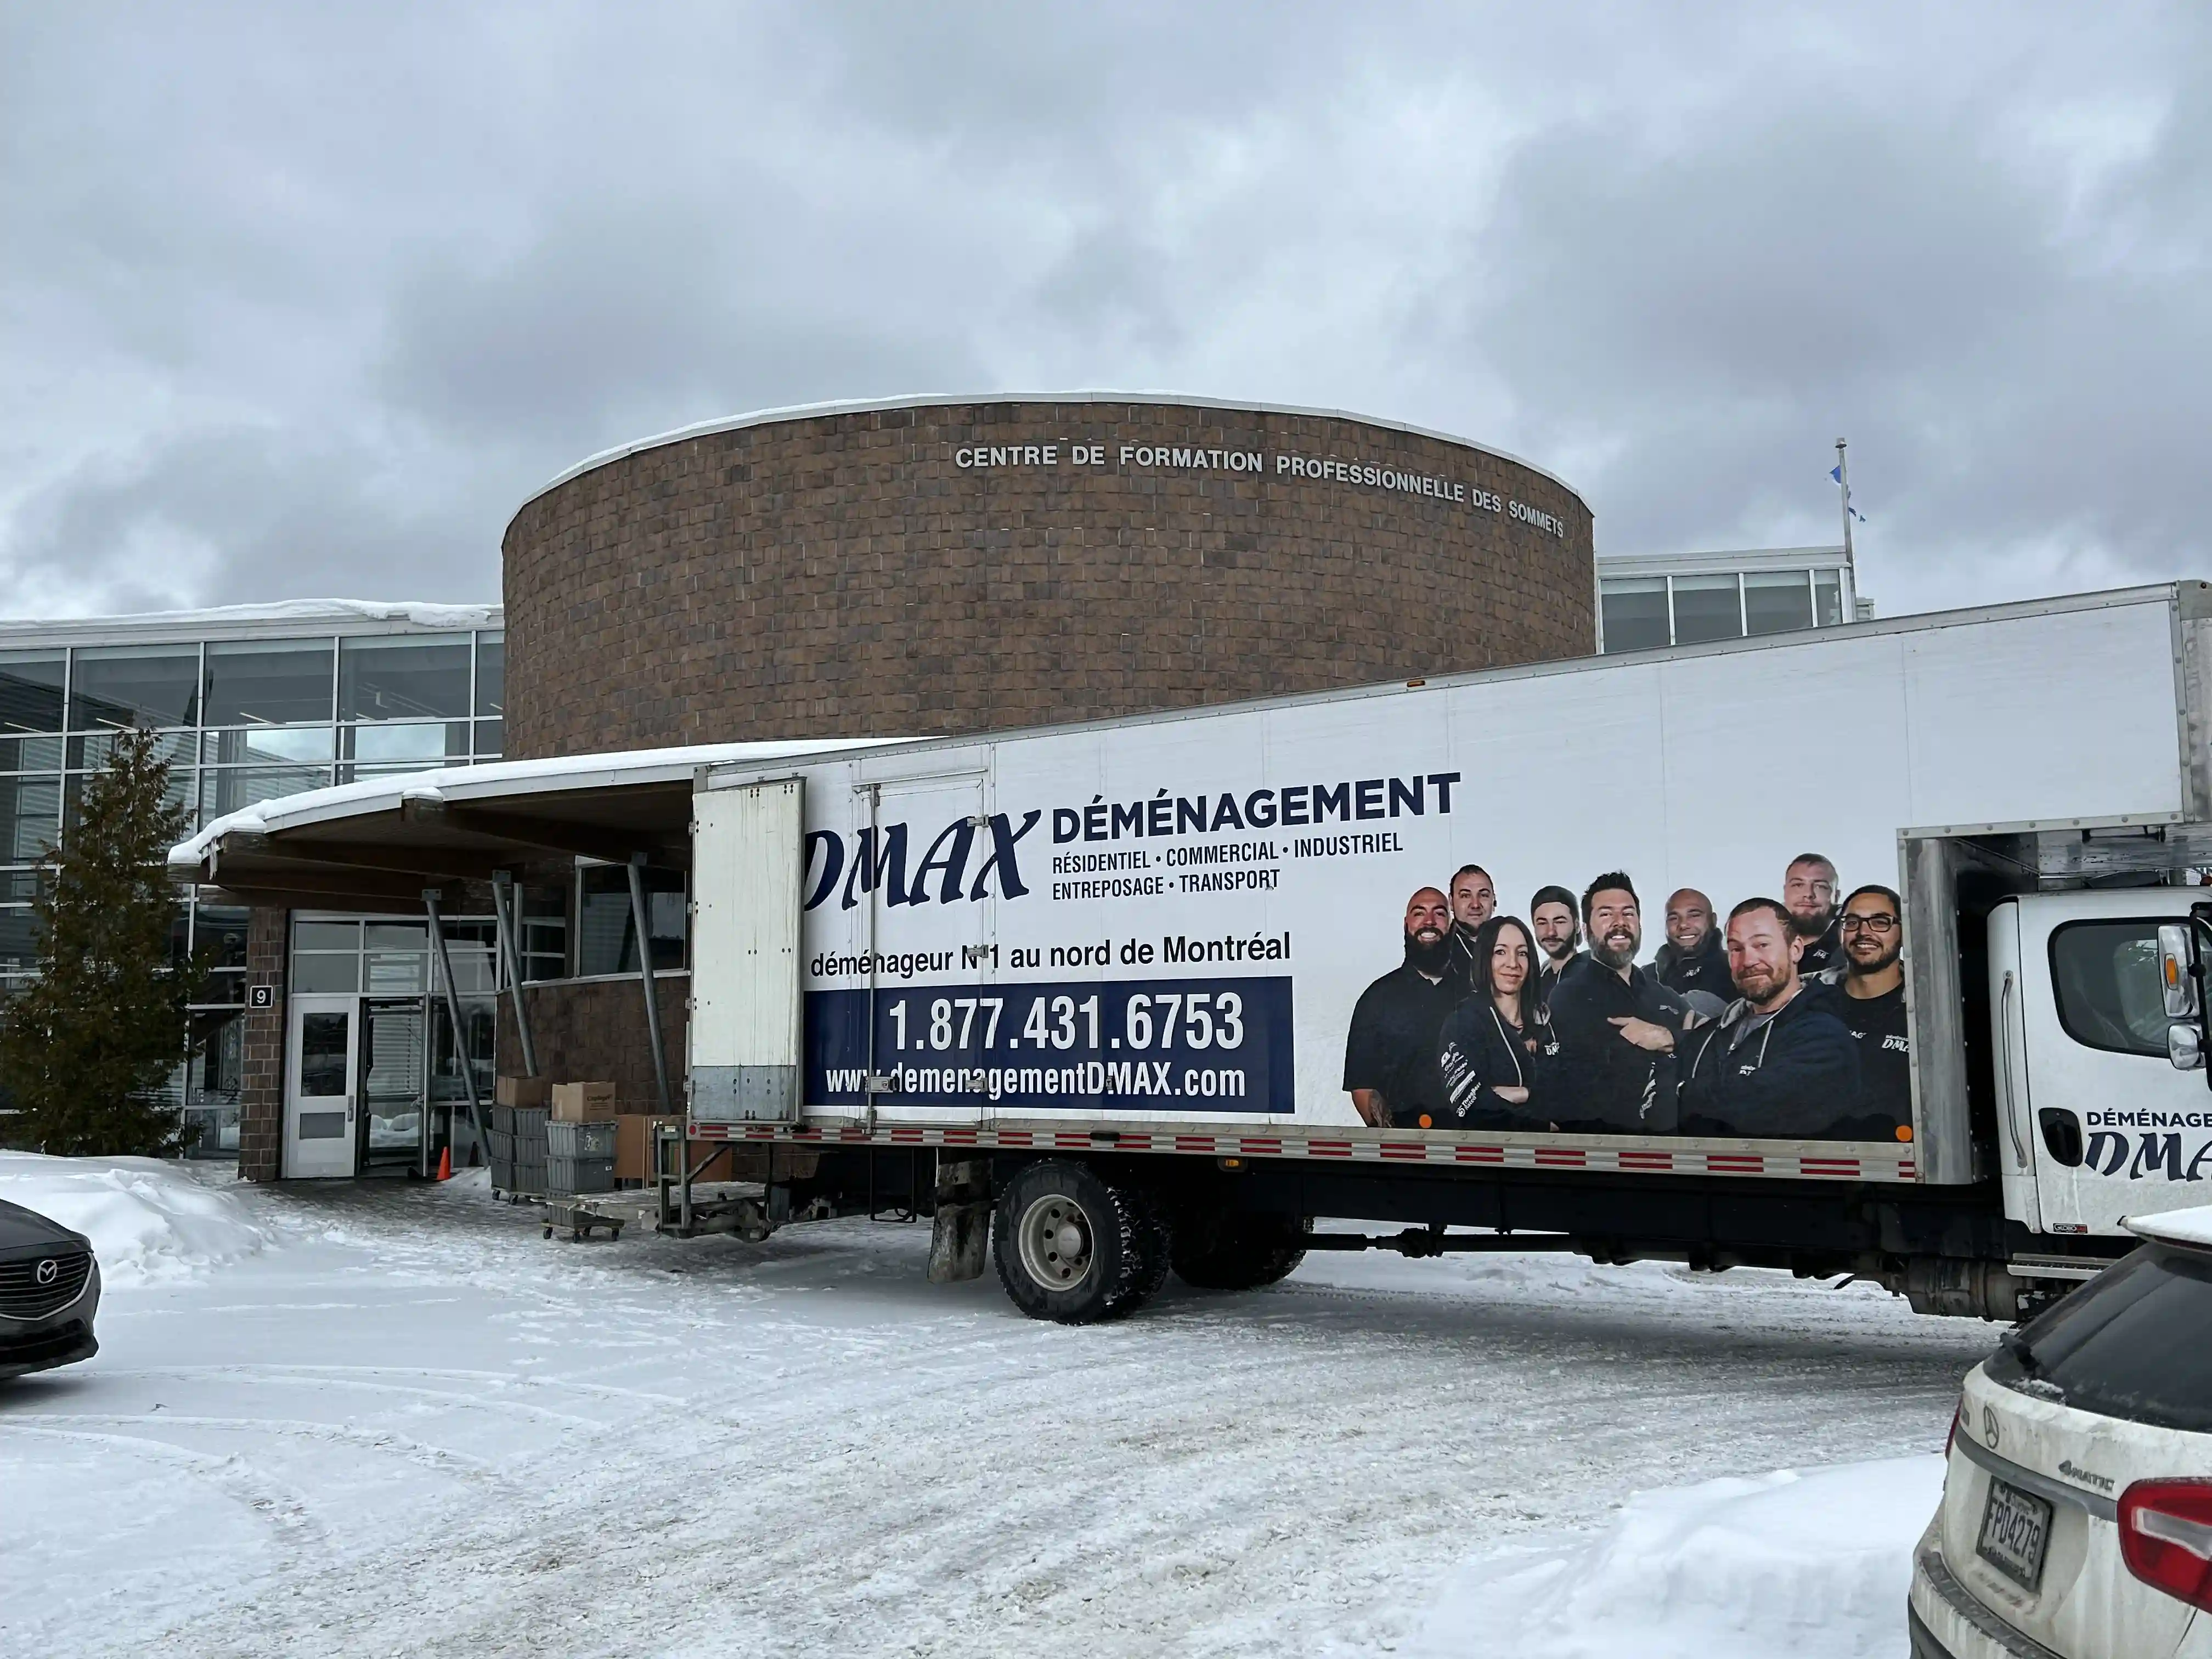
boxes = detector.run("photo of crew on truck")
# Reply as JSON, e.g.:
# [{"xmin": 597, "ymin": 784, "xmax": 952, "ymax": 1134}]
[{"xmin": 1342, "ymin": 860, "xmax": 1915, "ymax": 1141}]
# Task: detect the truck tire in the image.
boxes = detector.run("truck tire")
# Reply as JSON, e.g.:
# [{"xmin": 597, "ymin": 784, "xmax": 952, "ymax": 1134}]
[
  {"xmin": 994, "ymin": 1160, "xmax": 1161, "ymax": 1323},
  {"xmin": 1124, "ymin": 1185, "xmax": 1175, "ymax": 1307},
  {"xmin": 1170, "ymin": 1212, "xmax": 1311, "ymax": 1291}
]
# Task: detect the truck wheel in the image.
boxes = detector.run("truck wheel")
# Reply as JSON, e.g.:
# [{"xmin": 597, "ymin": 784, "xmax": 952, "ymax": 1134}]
[
  {"xmin": 994, "ymin": 1160, "xmax": 1157, "ymax": 1323},
  {"xmin": 1171, "ymin": 1213, "xmax": 1311, "ymax": 1291},
  {"xmin": 1124, "ymin": 1186, "xmax": 1175, "ymax": 1307}
]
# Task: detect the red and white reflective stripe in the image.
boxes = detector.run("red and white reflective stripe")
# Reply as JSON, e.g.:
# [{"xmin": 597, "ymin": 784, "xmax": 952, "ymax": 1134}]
[{"xmin": 679, "ymin": 1119, "xmax": 1916, "ymax": 1181}]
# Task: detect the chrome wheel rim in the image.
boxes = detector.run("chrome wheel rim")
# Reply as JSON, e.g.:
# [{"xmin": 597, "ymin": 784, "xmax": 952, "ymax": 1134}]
[{"xmin": 1014, "ymin": 1193, "xmax": 1095, "ymax": 1290}]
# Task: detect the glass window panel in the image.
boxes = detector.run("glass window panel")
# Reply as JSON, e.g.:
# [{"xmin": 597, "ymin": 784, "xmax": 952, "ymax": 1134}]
[
  {"xmin": 1, "ymin": 775, "xmax": 61, "ymax": 862},
  {"xmin": 192, "ymin": 969, "xmax": 247, "ymax": 1006},
  {"xmin": 1671, "ymin": 574, "xmax": 1744, "ymax": 645},
  {"xmin": 168, "ymin": 905, "xmax": 192, "ymax": 973},
  {"xmin": 475, "ymin": 633, "xmax": 504, "ymax": 716},
  {"xmin": 202, "ymin": 765, "xmax": 334, "ymax": 819},
  {"xmin": 202, "ymin": 638, "xmax": 335, "ymax": 726},
  {"xmin": 430, "ymin": 995, "xmax": 496, "ymax": 1108},
  {"xmin": 2049, "ymin": 919, "xmax": 2170, "ymax": 1057},
  {"xmin": 298, "ymin": 1011, "xmax": 351, "ymax": 1095},
  {"xmin": 71, "ymin": 730, "xmax": 195, "ymax": 771},
  {"xmin": 194, "ymin": 905, "xmax": 251, "ymax": 969},
  {"xmin": 1598, "ymin": 578, "xmax": 1670, "ymax": 653},
  {"xmin": 71, "ymin": 645, "xmax": 201, "ymax": 730},
  {"xmin": 330, "ymin": 764, "xmax": 433, "ymax": 788},
  {"xmin": 183, "ymin": 1009, "xmax": 245, "ymax": 1157},
  {"xmin": 290, "ymin": 953, "xmax": 360, "ymax": 994},
  {"xmin": 475, "ymin": 718, "xmax": 504, "ymax": 758},
  {"xmin": 437, "ymin": 949, "xmax": 498, "ymax": 995},
  {"xmin": 340, "ymin": 634, "xmax": 472, "ymax": 721},
  {"xmin": 578, "ymin": 865, "xmax": 686, "ymax": 975},
  {"xmin": 366, "ymin": 952, "xmax": 428, "ymax": 994},
  {"xmin": 345, "ymin": 722, "xmax": 459, "ymax": 763},
  {"xmin": 0, "ymin": 735, "xmax": 64, "ymax": 771},
  {"xmin": 1743, "ymin": 570, "xmax": 1814, "ymax": 637},
  {"xmin": 364, "ymin": 922, "xmax": 427, "ymax": 951},
  {"xmin": 205, "ymin": 726, "xmax": 335, "ymax": 766},
  {"xmin": 0, "ymin": 652, "xmax": 66, "ymax": 735},
  {"xmin": 521, "ymin": 885, "xmax": 566, "ymax": 980},
  {"xmin": 0, "ymin": 871, "xmax": 43, "ymax": 902},
  {"xmin": 0, "ymin": 905, "xmax": 40, "ymax": 971},
  {"xmin": 293, "ymin": 920, "xmax": 361, "ymax": 951},
  {"xmin": 1813, "ymin": 570, "xmax": 1844, "ymax": 627}
]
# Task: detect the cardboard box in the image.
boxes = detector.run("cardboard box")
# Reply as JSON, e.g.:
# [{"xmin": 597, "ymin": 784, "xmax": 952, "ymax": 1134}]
[
  {"xmin": 495, "ymin": 1075, "xmax": 550, "ymax": 1109},
  {"xmin": 616, "ymin": 1114, "xmax": 684, "ymax": 1182},
  {"xmin": 550, "ymin": 1081, "xmax": 617, "ymax": 1122}
]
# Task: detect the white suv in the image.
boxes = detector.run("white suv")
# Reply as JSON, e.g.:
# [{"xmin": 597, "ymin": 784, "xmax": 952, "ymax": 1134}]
[{"xmin": 1910, "ymin": 1206, "xmax": 2212, "ymax": 1657}]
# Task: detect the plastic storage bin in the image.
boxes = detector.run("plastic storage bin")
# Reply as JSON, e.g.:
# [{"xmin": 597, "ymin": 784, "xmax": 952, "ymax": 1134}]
[
  {"xmin": 546, "ymin": 1154, "xmax": 616, "ymax": 1196},
  {"xmin": 546, "ymin": 1120, "xmax": 618, "ymax": 1160}
]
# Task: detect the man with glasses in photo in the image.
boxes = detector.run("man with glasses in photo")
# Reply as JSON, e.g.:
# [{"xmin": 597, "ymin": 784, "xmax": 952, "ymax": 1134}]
[{"xmin": 1833, "ymin": 883, "xmax": 1913, "ymax": 1141}]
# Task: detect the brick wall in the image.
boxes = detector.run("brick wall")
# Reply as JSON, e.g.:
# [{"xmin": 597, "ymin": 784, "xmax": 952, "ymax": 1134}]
[
  {"xmin": 236, "ymin": 904, "xmax": 286, "ymax": 1181},
  {"xmin": 495, "ymin": 974, "xmax": 689, "ymax": 1114},
  {"xmin": 504, "ymin": 399, "xmax": 1596, "ymax": 759}
]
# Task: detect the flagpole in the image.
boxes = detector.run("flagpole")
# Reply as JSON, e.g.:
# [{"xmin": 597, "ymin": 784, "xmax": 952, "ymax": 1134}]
[{"xmin": 1835, "ymin": 437, "xmax": 1854, "ymax": 567}]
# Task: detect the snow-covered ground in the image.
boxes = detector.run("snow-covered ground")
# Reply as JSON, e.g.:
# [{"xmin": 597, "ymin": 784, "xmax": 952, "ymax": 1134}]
[{"xmin": 0, "ymin": 1155, "xmax": 1988, "ymax": 1657}]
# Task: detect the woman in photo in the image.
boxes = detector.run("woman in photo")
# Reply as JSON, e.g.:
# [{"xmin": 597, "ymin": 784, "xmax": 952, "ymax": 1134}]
[{"xmin": 1436, "ymin": 915, "xmax": 1558, "ymax": 1130}]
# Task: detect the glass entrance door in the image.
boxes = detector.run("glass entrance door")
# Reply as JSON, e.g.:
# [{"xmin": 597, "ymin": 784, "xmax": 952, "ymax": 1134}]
[
  {"xmin": 358, "ymin": 998, "xmax": 428, "ymax": 1175},
  {"xmin": 285, "ymin": 994, "xmax": 359, "ymax": 1178}
]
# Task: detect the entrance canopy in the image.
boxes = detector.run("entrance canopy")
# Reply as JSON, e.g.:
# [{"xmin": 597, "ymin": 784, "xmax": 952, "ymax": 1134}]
[{"xmin": 170, "ymin": 740, "xmax": 904, "ymax": 907}]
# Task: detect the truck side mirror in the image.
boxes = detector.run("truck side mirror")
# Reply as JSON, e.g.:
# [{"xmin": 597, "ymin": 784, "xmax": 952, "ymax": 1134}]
[
  {"xmin": 2159, "ymin": 923, "xmax": 2199, "ymax": 1018},
  {"xmin": 2169, "ymin": 1023, "xmax": 2204, "ymax": 1071}
]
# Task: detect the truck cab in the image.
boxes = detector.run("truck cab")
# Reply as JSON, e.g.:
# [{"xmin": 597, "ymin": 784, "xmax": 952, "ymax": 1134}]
[{"xmin": 1989, "ymin": 889, "xmax": 2212, "ymax": 1240}]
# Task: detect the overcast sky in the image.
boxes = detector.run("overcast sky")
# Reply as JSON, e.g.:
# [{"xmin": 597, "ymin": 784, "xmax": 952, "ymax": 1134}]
[{"xmin": 3, "ymin": 3, "xmax": 2205, "ymax": 622}]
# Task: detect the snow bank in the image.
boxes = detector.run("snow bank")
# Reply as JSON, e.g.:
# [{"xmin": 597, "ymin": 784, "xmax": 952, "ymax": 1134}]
[
  {"xmin": 0, "ymin": 1154, "xmax": 277, "ymax": 1287},
  {"xmin": 1410, "ymin": 1455, "xmax": 1945, "ymax": 1659}
]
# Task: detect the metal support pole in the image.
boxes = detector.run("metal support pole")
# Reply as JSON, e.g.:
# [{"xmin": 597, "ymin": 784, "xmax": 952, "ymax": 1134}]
[
  {"xmin": 424, "ymin": 888, "xmax": 487, "ymax": 1165},
  {"xmin": 627, "ymin": 854, "xmax": 676, "ymax": 1118},
  {"xmin": 1835, "ymin": 437, "xmax": 1855, "ymax": 568},
  {"xmin": 490, "ymin": 871, "xmax": 539, "ymax": 1078}
]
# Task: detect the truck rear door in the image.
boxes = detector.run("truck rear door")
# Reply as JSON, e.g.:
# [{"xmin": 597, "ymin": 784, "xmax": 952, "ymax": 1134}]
[{"xmin": 2006, "ymin": 890, "xmax": 2212, "ymax": 1235}]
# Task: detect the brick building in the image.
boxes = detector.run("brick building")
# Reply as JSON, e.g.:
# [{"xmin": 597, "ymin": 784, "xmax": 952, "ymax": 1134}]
[
  {"xmin": 135, "ymin": 395, "xmax": 1600, "ymax": 1178},
  {"xmin": 503, "ymin": 395, "xmax": 1596, "ymax": 758}
]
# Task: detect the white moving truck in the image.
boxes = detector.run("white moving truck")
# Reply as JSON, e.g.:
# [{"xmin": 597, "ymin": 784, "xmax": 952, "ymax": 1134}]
[{"xmin": 679, "ymin": 582, "xmax": 2212, "ymax": 1323}]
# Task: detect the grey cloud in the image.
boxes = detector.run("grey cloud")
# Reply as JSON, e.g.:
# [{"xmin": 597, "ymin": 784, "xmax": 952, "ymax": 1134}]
[{"xmin": 2, "ymin": 2, "xmax": 2208, "ymax": 619}]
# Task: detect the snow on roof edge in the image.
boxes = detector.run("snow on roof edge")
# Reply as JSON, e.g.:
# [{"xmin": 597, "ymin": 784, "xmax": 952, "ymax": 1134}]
[
  {"xmin": 170, "ymin": 737, "xmax": 912, "ymax": 868},
  {"xmin": 0, "ymin": 598, "xmax": 501, "ymax": 636}
]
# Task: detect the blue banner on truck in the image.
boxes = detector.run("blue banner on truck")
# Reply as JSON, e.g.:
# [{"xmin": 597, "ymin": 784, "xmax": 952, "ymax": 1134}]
[{"xmin": 806, "ymin": 977, "xmax": 1295, "ymax": 1114}]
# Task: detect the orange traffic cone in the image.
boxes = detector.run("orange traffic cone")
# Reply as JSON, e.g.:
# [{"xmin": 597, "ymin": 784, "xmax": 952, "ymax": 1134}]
[{"xmin": 437, "ymin": 1146, "xmax": 452, "ymax": 1182}]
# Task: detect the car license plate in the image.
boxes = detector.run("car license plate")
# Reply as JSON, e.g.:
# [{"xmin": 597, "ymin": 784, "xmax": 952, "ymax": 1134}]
[{"xmin": 1976, "ymin": 1477, "xmax": 2053, "ymax": 1590}]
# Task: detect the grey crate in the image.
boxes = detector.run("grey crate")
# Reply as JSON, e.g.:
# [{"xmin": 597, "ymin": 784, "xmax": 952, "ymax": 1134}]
[
  {"xmin": 490, "ymin": 1103, "xmax": 516, "ymax": 1136},
  {"xmin": 546, "ymin": 1119, "xmax": 617, "ymax": 1159},
  {"xmin": 489, "ymin": 1154, "xmax": 516, "ymax": 1191},
  {"xmin": 513, "ymin": 1107, "xmax": 549, "ymax": 1153},
  {"xmin": 546, "ymin": 1154, "xmax": 615, "ymax": 1197},
  {"xmin": 512, "ymin": 1158, "xmax": 547, "ymax": 1196},
  {"xmin": 485, "ymin": 1127, "xmax": 516, "ymax": 1161}
]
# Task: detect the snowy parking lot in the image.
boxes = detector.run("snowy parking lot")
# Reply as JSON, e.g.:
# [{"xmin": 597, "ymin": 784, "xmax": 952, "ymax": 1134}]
[{"xmin": 1, "ymin": 1155, "xmax": 1990, "ymax": 1657}]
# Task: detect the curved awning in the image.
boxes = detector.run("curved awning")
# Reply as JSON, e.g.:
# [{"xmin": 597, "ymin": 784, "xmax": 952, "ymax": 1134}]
[{"xmin": 168, "ymin": 738, "xmax": 908, "ymax": 909}]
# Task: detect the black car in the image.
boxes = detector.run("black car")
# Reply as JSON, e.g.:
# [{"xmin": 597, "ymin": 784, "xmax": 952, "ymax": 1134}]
[{"xmin": 0, "ymin": 1198, "xmax": 100, "ymax": 1379}]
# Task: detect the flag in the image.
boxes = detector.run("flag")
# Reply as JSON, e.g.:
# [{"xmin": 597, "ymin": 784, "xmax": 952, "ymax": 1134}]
[{"xmin": 1830, "ymin": 464, "xmax": 1867, "ymax": 522}]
